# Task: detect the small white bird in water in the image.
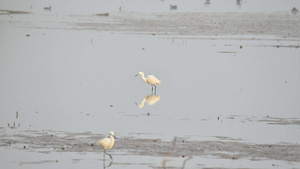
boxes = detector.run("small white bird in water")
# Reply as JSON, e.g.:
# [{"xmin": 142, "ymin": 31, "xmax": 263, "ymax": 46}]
[
  {"xmin": 96, "ymin": 131, "xmax": 116, "ymax": 159},
  {"xmin": 135, "ymin": 72, "xmax": 161, "ymax": 92}
]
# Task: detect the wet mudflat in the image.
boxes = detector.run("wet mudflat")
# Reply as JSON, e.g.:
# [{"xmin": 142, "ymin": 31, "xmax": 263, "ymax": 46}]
[
  {"xmin": 1, "ymin": 0, "xmax": 300, "ymax": 168},
  {"xmin": 1, "ymin": 127, "xmax": 300, "ymax": 169}
]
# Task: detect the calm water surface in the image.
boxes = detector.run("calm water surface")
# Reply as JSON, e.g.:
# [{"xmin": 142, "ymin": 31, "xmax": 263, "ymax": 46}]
[{"xmin": 1, "ymin": 30, "xmax": 299, "ymax": 141}]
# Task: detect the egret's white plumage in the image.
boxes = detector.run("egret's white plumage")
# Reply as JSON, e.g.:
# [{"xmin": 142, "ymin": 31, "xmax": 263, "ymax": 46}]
[
  {"xmin": 96, "ymin": 131, "xmax": 115, "ymax": 155},
  {"xmin": 135, "ymin": 72, "xmax": 161, "ymax": 92}
]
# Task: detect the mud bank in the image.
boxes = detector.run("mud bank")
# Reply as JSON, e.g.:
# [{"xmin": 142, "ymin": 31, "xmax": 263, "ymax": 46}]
[
  {"xmin": 2, "ymin": 11, "xmax": 300, "ymax": 39},
  {"xmin": 1, "ymin": 130, "xmax": 299, "ymax": 163},
  {"xmin": 75, "ymin": 12, "xmax": 300, "ymax": 38}
]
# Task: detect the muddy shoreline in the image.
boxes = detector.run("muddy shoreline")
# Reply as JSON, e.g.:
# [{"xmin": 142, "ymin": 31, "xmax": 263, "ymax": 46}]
[
  {"xmin": 2, "ymin": 11, "xmax": 300, "ymax": 39},
  {"xmin": 1, "ymin": 129, "xmax": 299, "ymax": 163},
  {"xmin": 79, "ymin": 12, "xmax": 300, "ymax": 38}
]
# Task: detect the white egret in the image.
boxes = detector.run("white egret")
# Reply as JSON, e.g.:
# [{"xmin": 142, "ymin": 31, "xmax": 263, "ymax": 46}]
[
  {"xmin": 135, "ymin": 72, "xmax": 161, "ymax": 92},
  {"xmin": 96, "ymin": 131, "xmax": 116, "ymax": 160}
]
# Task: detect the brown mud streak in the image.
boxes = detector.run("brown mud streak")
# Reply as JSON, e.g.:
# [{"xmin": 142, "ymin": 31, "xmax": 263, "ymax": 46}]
[{"xmin": 1, "ymin": 131, "xmax": 299, "ymax": 162}]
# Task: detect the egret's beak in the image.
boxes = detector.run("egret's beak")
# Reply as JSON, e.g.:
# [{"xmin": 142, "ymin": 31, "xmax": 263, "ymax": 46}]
[
  {"xmin": 113, "ymin": 135, "xmax": 118, "ymax": 139},
  {"xmin": 135, "ymin": 74, "xmax": 139, "ymax": 77}
]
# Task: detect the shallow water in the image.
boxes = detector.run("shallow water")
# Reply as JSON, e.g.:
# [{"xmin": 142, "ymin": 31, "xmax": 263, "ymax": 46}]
[{"xmin": 1, "ymin": 0, "xmax": 300, "ymax": 168}]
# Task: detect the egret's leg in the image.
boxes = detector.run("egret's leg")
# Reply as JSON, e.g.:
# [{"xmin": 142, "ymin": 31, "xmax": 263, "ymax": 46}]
[
  {"xmin": 103, "ymin": 150, "xmax": 106, "ymax": 160},
  {"xmin": 151, "ymin": 85, "xmax": 153, "ymax": 92},
  {"xmin": 103, "ymin": 158, "xmax": 105, "ymax": 169},
  {"xmin": 105, "ymin": 151, "xmax": 113, "ymax": 160},
  {"xmin": 108, "ymin": 153, "xmax": 113, "ymax": 160}
]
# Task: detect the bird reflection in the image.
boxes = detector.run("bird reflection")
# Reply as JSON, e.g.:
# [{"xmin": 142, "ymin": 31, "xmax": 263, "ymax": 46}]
[
  {"xmin": 136, "ymin": 94, "xmax": 161, "ymax": 108},
  {"xmin": 102, "ymin": 159, "xmax": 113, "ymax": 169},
  {"xmin": 161, "ymin": 137, "xmax": 192, "ymax": 169}
]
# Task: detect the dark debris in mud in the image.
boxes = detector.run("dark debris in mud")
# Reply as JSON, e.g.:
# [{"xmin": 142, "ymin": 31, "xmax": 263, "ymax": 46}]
[{"xmin": 0, "ymin": 130, "xmax": 299, "ymax": 163}]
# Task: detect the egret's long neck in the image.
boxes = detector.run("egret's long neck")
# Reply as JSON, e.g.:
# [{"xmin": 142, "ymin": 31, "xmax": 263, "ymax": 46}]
[
  {"xmin": 110, "ymin": 135, "xmax": 115, "ymax": 143},
  {"xmin": 141, "ymin": 75, "xmax": 147, "ymax": 84},
  {"xmin": 138, "ymin": 97, "xmax": 147, "ymax": 108}
]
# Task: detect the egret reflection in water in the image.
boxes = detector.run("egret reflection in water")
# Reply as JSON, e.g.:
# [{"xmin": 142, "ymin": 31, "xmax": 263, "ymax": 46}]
[
  {"xmin": 136, "ymin": 94, "xmax": 161, "ymax": 108},
  {"xmin": 102, "ymin": 159, "xmax": 113, "ymax": 169}
]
